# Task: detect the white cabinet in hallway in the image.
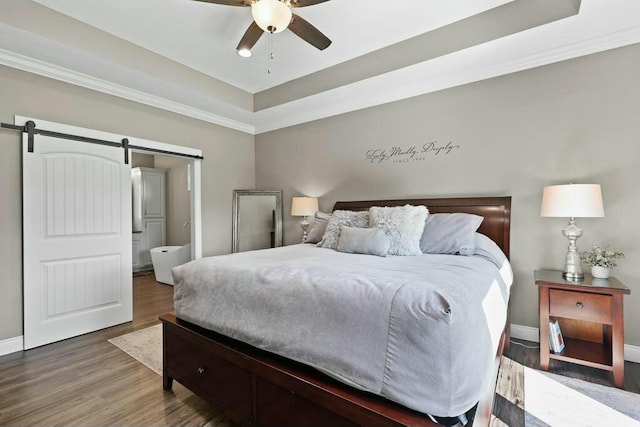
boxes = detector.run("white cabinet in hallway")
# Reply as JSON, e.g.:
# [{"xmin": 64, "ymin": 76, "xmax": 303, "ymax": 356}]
[
  {"xmin": 132, "ymin": 167, "xmax": 166, "ymax": 270},
  {"xmin": 142, "ymin": 171, "xmax": 165, "ymax": 218},
  {"xmin": 142, "ymin": 218, "xmax": 166, "ymax": 266}
]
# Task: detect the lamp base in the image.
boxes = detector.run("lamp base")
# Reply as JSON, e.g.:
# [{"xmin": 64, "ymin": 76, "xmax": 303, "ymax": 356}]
[
  {"xmin": 299, "ymin": 216, "xmax": 310, "ymax": 243},
  {"xmin": 562, "ymin": 217, "xmax": 584, "ymax": 282},
  {"xmin": 562, "ymin": 271, "xmax": 584, "ymax": 281}
]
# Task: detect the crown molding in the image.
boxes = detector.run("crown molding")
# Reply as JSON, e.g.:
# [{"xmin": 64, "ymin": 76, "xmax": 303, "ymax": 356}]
[
  {"xmin": 253, "ymin": 24, "xmax": 640, "ymax": 134},
  {"xmin": 0, "ymin": 48, "xmax": 256, "ymax": 135},
  {"xmin": 1, "ymin": 23, "xmax": 639, "ymax": 136}
]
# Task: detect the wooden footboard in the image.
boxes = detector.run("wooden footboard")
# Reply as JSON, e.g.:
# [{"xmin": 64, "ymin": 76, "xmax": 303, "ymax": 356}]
[{"xmin": 161, "ymin": 313, "xmax": 507, "ymax": 427}]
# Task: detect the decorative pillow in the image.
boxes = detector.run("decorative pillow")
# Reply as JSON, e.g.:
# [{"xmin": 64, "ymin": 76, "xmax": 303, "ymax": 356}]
[
  {"xmin": 336, "ymin": 226, "xmax": 390, "ymax": 257},
  {"xmin": 419, "ymin": 213, "xmax": 484, "ymax": 255},
  {"xmin": 304, "ymin": 211, "xmax": 332, "ymax": 244},
  {"xmin": 368, "ymin": 205, "xmax": 428, "ymax": 256},
  {"xmin": 318, "ymin": 210, "xmax": 369, "ymax": 249}
]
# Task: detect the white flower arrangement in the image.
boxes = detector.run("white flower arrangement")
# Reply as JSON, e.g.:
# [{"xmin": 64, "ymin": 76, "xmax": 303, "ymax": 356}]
[{"xmin": 580, "ymin": 244, "xmax": 624, "ymax": 268}]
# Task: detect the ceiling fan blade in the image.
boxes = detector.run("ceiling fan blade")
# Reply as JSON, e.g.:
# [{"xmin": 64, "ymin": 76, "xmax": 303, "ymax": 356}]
[
  {"xmin": 290, "ymin": 0, "xmax": 331, "ymax": 7},
  {"xmin": 289, "ymin": 14, "xmax": 331, "ymax": 50},
  {"xmin": 236, "ymin": 21, "xmax": 264, "ymax": 52},
  {"xmin": 191, "ymin": 0, "xmax": 249, "ymax": 6}
]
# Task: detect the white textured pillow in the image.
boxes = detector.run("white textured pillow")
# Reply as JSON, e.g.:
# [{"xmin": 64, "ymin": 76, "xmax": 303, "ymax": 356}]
[
  {"xmin": 368, "ymin": 205, "xmax": 428, "ymax": 256},
  {"xmin": 318, "ymin": 210, "xmax": 369, "ymax": 249}
]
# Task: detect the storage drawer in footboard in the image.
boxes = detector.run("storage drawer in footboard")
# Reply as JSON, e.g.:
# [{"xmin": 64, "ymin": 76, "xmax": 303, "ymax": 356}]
[
  {"xmin": 163, "ymin": 327, "xmax": 252, "ymax": 419},
  {"xmin": 256, "ymin": 377, "xmax": 359, "ymax": 427}
]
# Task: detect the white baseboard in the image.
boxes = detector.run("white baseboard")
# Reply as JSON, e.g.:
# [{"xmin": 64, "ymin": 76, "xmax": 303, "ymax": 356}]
[
  {"xmin": 624, "ymin": 343, "xmax": 640, "ymax": 364},
  {"xmin": 0, "ymin": 335, "xmax": 24, "ymax": 356},
  {"xmin": 510, "ymin": 324, "xmax": 540, "ymax": 343},
  {"xmin": 510, "ymin": 323, "xmax": 640, "ymax": 364}
]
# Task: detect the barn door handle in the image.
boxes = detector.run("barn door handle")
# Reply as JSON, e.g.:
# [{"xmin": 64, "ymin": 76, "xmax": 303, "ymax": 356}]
[
  {"xmin": 122, "ymin": 138, "xmax": 129, "ymax": 165},
  {"xmin": 26, "ymin": 120, "xmax": 36, "ymax": 152}
]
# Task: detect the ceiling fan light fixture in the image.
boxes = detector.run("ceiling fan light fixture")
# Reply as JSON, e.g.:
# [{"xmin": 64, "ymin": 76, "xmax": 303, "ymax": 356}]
[
  {"xmin": 251, "ymin": 0, "xmax": 292, "ymax": 34},
  {"xmin": 237, "ymin": 48, "xmax": 252, "ymax": 57}
]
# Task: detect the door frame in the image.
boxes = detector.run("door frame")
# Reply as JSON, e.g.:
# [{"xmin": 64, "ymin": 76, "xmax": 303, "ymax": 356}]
[{"xmin": 16, "ymin": 116, "xmax": 203, "ymax": 260}]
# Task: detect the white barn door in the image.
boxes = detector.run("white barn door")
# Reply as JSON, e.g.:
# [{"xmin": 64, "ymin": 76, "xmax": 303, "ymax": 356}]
[{"xmin": 23, "ymin": 133, "xmax": 132, "ymax": 349}]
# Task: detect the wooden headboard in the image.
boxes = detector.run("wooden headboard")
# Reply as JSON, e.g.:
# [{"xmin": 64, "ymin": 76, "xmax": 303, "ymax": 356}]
[{"xmin": 333, "ymin": 196, "xmax": 511, "ymax": 258}]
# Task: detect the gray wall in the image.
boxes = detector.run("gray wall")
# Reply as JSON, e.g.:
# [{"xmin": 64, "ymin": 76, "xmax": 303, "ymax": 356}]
[
  {"xmin": 154, "ymin": 156, "xmax": 191, "ymax": 247},
  {"xmin": 0, "ymin": 64, "xmax": 255, "ymax": 341},
  {"xmin": 131, "ymin": 152, "xmax": 155, "ymax": 169},
  {"xmin": 256, "ymin": 44, "xmax": 640, "ymax": 346}
]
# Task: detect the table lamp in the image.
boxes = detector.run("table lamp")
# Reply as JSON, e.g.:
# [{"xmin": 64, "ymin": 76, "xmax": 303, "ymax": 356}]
[
  {"xmin": 291, "ymin": 196, "xmax": 319, "ymax": 243},
  {"xmin": 540, "ymin": 183, "xmax": 604, "ymax": 281}
]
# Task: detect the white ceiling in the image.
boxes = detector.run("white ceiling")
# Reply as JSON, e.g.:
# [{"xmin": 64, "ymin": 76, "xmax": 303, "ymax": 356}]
[
  {"xmin": 30, "ymin": 0, "xmax": 511, "ymax": 93},
  {"xmin": 1, "ymin": 0, "xmax": 640, "ymax": 134}
]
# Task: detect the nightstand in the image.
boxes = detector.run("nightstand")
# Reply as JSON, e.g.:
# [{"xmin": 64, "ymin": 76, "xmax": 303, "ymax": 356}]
[{"xmin": 535, "ymin": 269, "xmax": 630, "ymax": 388}]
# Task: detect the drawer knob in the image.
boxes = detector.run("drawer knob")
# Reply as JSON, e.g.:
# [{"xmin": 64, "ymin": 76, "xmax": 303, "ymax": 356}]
[
  {"xmin": 576, "ymin": 302, "xmax": 584, "ymax": 309},
  {"xmin": 197, "ymin": 367, "xmax": 206, "ymax": 375}
]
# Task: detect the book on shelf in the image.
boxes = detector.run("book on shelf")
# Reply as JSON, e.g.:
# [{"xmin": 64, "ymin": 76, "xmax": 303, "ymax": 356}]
[{"xmin": 549, "ymin": 319, "xmax": 565, "ymax": 353}]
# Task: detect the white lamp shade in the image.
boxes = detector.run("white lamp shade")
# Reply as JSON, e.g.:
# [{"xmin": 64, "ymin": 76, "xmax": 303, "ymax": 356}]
[
  {"xmin": 540, "ymin": 184, "xmax": 604, "ymax": 218},
  {"xmin": 251, "ymin": 0, "xmax": 292, "ymax": 34},
  {"xmin": 291, "ymin": 197, "xmax": 318, "ymax": 216}
]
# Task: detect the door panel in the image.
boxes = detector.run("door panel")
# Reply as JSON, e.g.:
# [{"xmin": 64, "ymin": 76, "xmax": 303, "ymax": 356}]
[
  {"xmin": 44, "ymin": 154, "xmax": 121, "ymax": 236},
  {"xmin": 23, "ymin": 134, "xmax": 132, "ymax": 349},
  {"xmin": 144, "ymin": 218, "xmax": 166, "ymax": 257},
  {"xmin": 143, "ymin": 172, "xmax": 165, "ymax": 217}
]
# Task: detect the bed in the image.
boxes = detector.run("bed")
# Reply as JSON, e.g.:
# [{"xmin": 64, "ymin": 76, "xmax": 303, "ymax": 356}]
[{"xmin": 160, "ymin": 196, "xmax": 512, "ymax": 427}]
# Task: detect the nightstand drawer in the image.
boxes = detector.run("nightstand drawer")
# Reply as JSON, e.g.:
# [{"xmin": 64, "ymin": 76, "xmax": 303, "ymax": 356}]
[{"xmin": 549, "ymin": 289, "xmax": 612, "ymax": 324}]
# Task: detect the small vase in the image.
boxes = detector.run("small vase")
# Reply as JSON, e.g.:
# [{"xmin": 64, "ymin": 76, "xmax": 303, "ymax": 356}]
[{"xmin": 591, "ymin": 265, "xmax": 610, "ymax": 279}]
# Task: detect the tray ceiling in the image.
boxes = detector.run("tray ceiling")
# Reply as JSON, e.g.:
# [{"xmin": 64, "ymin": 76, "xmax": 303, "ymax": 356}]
[{"xmin": 1, "ymin": 0, "xmax": 639, "ymax": 134}]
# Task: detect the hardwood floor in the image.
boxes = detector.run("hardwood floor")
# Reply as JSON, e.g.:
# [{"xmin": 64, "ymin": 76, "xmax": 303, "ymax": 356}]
[
  {"xmin": 1, "ymin": 276, "xmax": 638, "ymax": 426},
  {"xmin": 0, "ymin": 275, "xmax": 228, "ymax": 427}
]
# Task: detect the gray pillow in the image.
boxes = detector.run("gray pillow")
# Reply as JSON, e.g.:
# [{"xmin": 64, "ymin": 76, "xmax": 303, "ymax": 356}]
[
  {"xmin": 419, "ymin": 213, "xmax": 484, "ymax": 255},
  {"xmin": 318, "ymin": 210, "xmax": 369, "ymax": 249},
  {"xmin": 304, "ymin": 211, "xmax": 332, "ymax": 244},
  {"xmin": 336, "ymin": 226, "xmax": 390, "ymax": 257}
]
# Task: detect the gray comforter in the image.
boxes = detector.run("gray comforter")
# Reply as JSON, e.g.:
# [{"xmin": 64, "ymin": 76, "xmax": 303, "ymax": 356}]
[{"xmin": 172, "ymin": 237, "xmax": 512, "ymax": 417}]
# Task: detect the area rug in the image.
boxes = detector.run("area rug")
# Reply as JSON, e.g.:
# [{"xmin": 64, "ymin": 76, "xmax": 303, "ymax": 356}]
[
  {"xmin": 109, "ymin": 324, "xmax": 163, "ymax": 375},
  {"xmin": 111, "ymin": 326, "xmax": 640, "ymax": 426},
  {"xmin": 495, "ymin": 356, "xmax": 640, "ymax": 426}
]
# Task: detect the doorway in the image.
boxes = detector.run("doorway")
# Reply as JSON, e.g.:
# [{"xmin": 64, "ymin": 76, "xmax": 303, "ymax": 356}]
[
  {"xmin": 131, "ymin": 153, "xmax": 193, "ymax": 283},
  {"xmin": 18, "ymin": 116, "xmax": 202, "ymax": 349}
]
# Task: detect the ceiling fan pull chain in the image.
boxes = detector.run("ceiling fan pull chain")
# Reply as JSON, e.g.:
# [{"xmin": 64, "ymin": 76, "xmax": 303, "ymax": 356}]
[{"xmin": 267, "ymin": 32, "xmax": 274, "ymax": 75}]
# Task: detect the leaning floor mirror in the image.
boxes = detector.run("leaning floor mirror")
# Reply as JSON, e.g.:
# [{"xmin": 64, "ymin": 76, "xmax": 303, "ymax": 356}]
[{"xmin": 232, "ymin": 190, "xmax": 283, "ymax": 253}]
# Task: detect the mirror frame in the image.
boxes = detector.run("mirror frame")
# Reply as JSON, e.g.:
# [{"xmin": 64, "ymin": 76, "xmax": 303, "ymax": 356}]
[{"xmin": 232, "ymin": 189, "xmax": 283, "ymax": 253}]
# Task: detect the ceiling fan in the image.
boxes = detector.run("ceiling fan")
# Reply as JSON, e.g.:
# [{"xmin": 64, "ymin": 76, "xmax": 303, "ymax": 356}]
[{"xmin": 194, "ymin": 0, "xmax": 332, "ymax": 57}]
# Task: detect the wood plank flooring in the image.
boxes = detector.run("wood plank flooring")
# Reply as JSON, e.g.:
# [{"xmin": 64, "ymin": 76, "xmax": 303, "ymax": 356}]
[
  {"xmin": 0, "ymin": 275, "xmax": 228, "ymax": 427},
  {"xmin": 1, "ymin": 275, "xmax": 638, "ymax": 426}
]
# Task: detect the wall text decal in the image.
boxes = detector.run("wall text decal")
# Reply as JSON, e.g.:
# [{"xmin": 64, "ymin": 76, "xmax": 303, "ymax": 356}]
[{"xmin": 365, "ymin": 141, "xmax": 460, "ymax": 164}]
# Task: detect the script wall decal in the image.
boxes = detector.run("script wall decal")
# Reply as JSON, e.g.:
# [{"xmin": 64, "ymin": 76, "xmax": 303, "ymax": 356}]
[{"xmin": 365, "ymin": 141, "xmax": 461, "ymax": 164}]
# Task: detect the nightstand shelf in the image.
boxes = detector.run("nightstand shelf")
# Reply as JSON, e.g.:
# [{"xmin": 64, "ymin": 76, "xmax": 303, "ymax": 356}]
[
  {"xmin": 535, "ymin": 269, "xmax": 630, "ymax": 388},
  {"xmin": 550, "ymin": 337, "xmax": 612, "ymax": 371}
]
